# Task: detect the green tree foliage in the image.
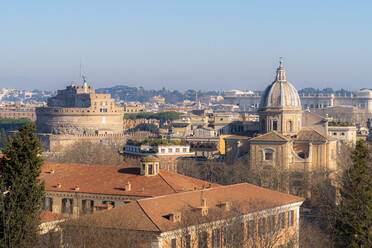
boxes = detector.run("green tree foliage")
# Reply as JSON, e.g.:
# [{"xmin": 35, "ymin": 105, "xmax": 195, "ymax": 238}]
[
  {"xmin": 0, "ymin": 117, "xmax": 33, "ymax": 131},
  {"xmin": 332, "ymin": 140, "xmax": 372, "ymax": 247},
  {"xmin": 96, "ymin": 85, "xmax": 220, "ymax": 103},
  {"xmin": 0, "ymin": 124, "xmax": 44, "ymax": 248},
  {"xmin": 0, "ymin": 129, "xmax": 7, "ymax": 151},
  {"xmin": 128, "ymin": 123, "xmax": 159, "ymax": 133}
]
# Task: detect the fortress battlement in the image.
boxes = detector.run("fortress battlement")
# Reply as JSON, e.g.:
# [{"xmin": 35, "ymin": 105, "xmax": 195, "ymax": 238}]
[{"xmin": 36, "ymin": 106, "xmax": 124, "ymax": 114}]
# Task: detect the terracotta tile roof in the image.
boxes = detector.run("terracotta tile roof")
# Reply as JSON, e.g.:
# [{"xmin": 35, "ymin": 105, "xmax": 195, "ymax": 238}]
[
  {"xmin": 40, "ymin": 210, "xmax": 65, "ymax": 223},
  {"xmin": 40, "ymin": 162, "xmax": 219, "ymax": 197},
  {"xmin": 294, "ymin": 128, "xmax": 330, "ymax": 142},
  {"xmin": 249, "ymin": 131, "xmax": 291, "ymax": 142},
  {"xmin": 78, "ymin": 183, "xmax": 304, "ymax": 232}
]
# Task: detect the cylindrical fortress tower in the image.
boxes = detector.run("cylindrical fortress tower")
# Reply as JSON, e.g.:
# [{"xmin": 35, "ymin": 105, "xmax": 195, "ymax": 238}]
[{"xmin": 36, "ymin": 80, "xmax": 124, "ymax": 136}]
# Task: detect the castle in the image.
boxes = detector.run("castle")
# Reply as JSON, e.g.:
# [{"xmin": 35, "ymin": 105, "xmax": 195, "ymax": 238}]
[{"xmin": 36, "ymin": 78, "xmax": 125, "ymax": 152}]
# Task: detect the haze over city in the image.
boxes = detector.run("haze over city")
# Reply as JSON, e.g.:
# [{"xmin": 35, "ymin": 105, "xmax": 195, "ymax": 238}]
[{"xmin": 1, "ymin": 1, "xmax": 371, "ymax": 91}]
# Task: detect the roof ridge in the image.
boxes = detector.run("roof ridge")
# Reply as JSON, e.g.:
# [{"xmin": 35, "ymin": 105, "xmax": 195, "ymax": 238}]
[
  {"xmin": 138, "ymin": 183, "xmax": 246, "ymax": 203},
  {"xmin": 158, "ymin": 173, "xmax": 177, "ymax": 193},
  {"xmin": 251, "ymin": 131, "xmax": 290, "ymax": 141},
  {"xmin": 135, "ymin": 200, "xmax": 162, "ymax": 232},
  {"xmin": 137, "ymin": 182, "xmax": 304, "ymax": 205},
  {"xmin": 300, "ymin": 127, "xmax": 327, "ymax": 139}
]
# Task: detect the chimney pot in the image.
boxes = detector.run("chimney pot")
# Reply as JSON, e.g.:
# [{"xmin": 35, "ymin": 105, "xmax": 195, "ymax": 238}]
[{"xmin": 125, "ymin": 181, "xmax": 131, "ymax": 191}]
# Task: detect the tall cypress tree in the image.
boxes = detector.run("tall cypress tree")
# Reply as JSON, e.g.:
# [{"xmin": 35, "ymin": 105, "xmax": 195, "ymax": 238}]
[
  {"xmin": 0, "ymin": 124, "xmax": 44, "ymax": 248},
  {"xmin": 333, "ymin": 140, "xmax": 372, "ymax": 247}
]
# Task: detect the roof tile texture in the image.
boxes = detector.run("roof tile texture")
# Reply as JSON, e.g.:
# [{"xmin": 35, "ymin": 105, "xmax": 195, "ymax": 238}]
[
  {"xmin": 40, "ymin": 162, "xmax": 218, "ymax": 197},
  {"xmin": 79, "ymin": 183, "xmax": 304, "ymax": 232}
]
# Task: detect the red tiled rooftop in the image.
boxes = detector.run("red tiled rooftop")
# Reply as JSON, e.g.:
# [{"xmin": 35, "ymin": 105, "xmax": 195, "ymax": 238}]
[
  {"xmin": 40, "ymin": 162, "xmax": 219, "ymax": 197},
  {"xmin": 40, "ymin": 210, "xmax": 65, "ymax": 223},
  {"xmin": 78, "ymin": 183, "xmax": 304, "ymax": 232}
]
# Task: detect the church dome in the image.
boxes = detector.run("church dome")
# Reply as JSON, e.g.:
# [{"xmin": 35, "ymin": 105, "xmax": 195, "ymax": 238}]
[{"xmin": 260, "ymin": 60, "xmax": 301, "ymax": 109}]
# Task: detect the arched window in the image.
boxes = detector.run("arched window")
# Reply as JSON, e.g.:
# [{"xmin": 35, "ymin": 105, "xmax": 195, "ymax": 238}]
[
  {"xmin": 298, "ymin": 152, "xmax": 306, "ymax": 159},
  {"xmin": 263, "ymin": 148, "xmax": 274, "ymax": 161},
  {"xmin": 273, "ymin": 120, "xmax": 278, "ymax": 131},
  {"xmin": 287, "ymin": 120, "xmax": 293, "ymax": 132}
]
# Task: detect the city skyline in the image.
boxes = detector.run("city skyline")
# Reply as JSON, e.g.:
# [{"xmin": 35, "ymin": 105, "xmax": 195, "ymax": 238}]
[{"xmin": 1, "ymin": 1, "xmax": 371, "ymax": 91}]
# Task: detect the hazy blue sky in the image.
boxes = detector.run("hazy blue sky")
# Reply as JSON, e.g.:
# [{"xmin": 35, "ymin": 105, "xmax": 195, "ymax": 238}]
[{"xmin": 0, "ymin": 1, "xmax": 371, "ymax": 91}]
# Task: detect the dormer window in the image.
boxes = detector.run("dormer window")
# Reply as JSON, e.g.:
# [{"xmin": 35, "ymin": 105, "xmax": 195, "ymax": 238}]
[{"xmin": 140, "ymin": 156, "xmax": 160, "ymax": 176}]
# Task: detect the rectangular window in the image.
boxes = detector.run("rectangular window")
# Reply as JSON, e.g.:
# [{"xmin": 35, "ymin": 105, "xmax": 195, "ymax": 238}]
[
  {"xmin": 148, "ymin": 164, "xmax": 153, "ymax": 174},
  {"xmin": 198, "ymin": 231, "xmax": 208, "ymax": 248},
  {"xmin": 268, "ymin": 215, "xmax": 275, "ymax": 233},
  {"xmin": 279, "ymin": 212, "xmax": 285, "ymax": 229},
  {"xmin": 259, "ymin": 218, "xmax": 266, "ymax": 235},
  {"xmin": 171, "ymin": 238, "xmax": 177, "ymax": 248},
  {"xmin": 212, "ymin": 228, "xmax": 221, "ymax": 248},
  {"xmin": 236, "ymin": 222, "xmax": 244, "ymax": 245},
  {"xmin": 62, "ymin": 198, "xmax": 73, "ymax": 214},
  {"xmin": 248, "ymin": 220, "xmax": 255, "ymax": 239},
  {"xmin": 264, "ymin": 151, "xmax": 273, "ymax": 160},
  {"xmin": 273, "ymin": 120, "xmax": 278, "ymax": 130},
  {"xmin": 183, "ymin": 148, "xmax": 187, "ymax": 152},
  {"xmin": 176, "ymin": 148, "xmax": 180, "ymax": 153},
  {"xmin": 288, "ymin": 210, "xmax": 294, "ymax": 227},
  {"xmin": 223, "ymin": 226, "xmax": 233, "ymax": 246},
  {"xmin": 42, "ymin": 197, "xmax": 53, "ymax": 211},
  {"xmin": 161, "ymin": 149, "xmax": 166, "ymax": 153},
  {"xmin": 185, "ymin": 235, "xmax": 191, "ymax": 248},
  {"xmin": 82, "ymin": 200, "xmax": 94, "ymax": 214}
]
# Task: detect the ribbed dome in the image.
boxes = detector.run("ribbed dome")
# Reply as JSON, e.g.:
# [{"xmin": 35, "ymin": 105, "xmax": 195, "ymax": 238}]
[{"xmin": 260, "ymin": 60, "xmax": 301, "ymax": 109}]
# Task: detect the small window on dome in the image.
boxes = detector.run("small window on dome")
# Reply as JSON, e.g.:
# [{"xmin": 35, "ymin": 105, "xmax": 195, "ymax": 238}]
[
  {"xmin": 287, "ymin": 120, "xmax": 293, "ymax": 132},
  {"xmin": 273, "ymin": 120, "xmax": 278, "ymax": 131}
]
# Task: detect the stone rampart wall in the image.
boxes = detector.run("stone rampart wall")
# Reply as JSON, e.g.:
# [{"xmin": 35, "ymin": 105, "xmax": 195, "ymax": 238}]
[{"xmin": 36, "ymin": 108, "xmax": 124, "ymax": 135}]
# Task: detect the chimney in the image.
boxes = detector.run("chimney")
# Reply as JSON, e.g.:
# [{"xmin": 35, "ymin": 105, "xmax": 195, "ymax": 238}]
[
  {"xmin": 125, "ymin": 181, "xmax": 131, "ymax": 191},
  {"xmin": 169, "ymin": 211, "xmax": 182, "ymax": 223},
  {"xmin": 201, "ymin": 198, "xmax": 207, "ymax": 208},
  {"xmin": 219, "ymin": 201, "xmax": 232, "ymax": 211},
  {"xmin": 199, "ymin": 198, "xmax": 208, "ymax": 216}
]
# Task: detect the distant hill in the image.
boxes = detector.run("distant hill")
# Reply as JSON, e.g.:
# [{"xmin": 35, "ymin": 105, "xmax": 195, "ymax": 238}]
[
  {"xmin": 96, "ymin": 85, "xmax": 220, "ymax": 104},
  {"xmin": 298, "ymin": 88, "xmax": 353, "ymax": 95}
]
